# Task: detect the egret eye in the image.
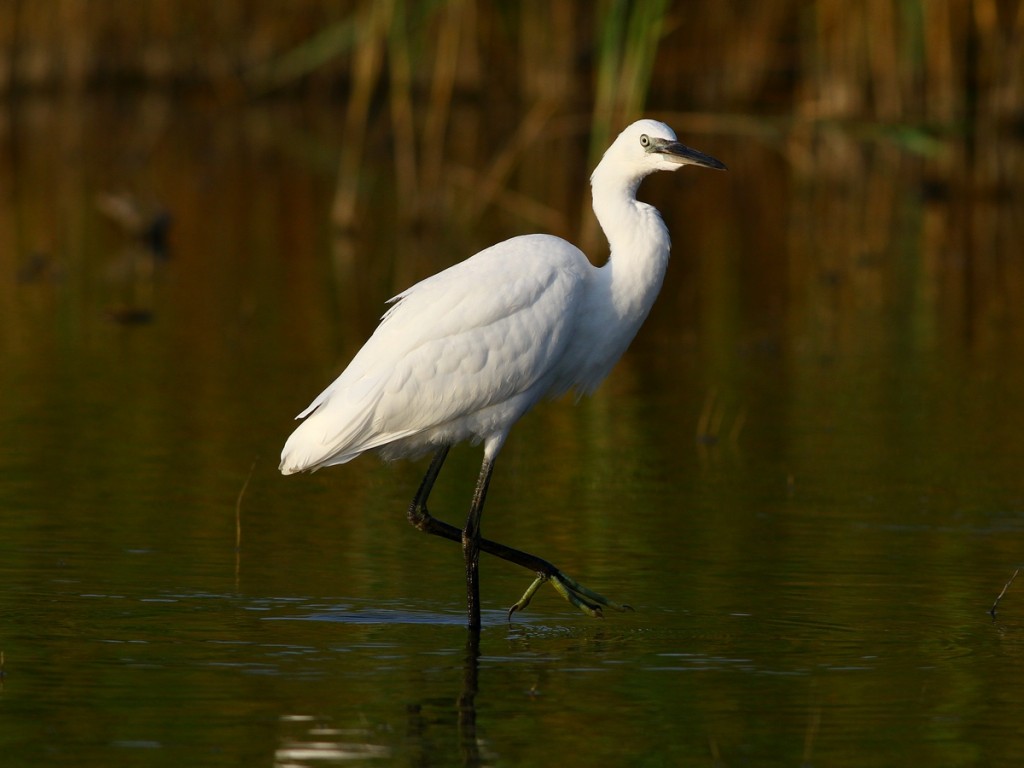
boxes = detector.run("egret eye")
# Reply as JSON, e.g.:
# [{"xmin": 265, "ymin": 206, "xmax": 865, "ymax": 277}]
[{"xmin": 639, "ymin": 134, "xmax": 651, "ymax": 148}]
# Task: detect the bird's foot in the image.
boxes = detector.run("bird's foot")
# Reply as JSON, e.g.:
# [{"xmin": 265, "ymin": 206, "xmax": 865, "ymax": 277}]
[{"xmin": 507, "ymin": 571, "xmax": 633, "ymax": 621}]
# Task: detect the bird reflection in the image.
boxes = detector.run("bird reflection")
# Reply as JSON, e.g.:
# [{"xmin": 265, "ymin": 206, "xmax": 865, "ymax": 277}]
[
  {"xmin": 457, "ymin": 630, "xmax": 482, "ymax": 766},
  {"xmin": 402, "ymin": 629, "xmax": 487, "ymax": 767},
  {"xmin": 95, "ymin": 191, "xmax": 171, "ymax": 324}
]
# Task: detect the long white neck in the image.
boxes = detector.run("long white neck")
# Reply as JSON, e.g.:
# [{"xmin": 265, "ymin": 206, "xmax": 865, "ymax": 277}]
[
  {"xmin": 570, "ymin": 165, "xmax": 672, "ymax": 392},
  {"xmin": 592, "ymin": 167, "xmax": 671, "ymax": 319}
]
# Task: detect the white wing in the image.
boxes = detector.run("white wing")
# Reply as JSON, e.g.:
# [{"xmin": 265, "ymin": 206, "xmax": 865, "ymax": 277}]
[{"xmin": 280, "ymin": 234, "xmax": 591, "ymax": 473}]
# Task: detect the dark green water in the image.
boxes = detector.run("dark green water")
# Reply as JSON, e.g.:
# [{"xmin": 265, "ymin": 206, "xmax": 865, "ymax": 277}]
[{"xmin": 1, "ymin": 97, "xmax": 1023, "ymax": 766}]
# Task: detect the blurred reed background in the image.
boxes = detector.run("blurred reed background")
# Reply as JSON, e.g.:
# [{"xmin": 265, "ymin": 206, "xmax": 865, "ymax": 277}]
[
  {"xmin": 3, "ymin": 1, "xmax": 1020, "ymax": 166},
  {"xmin": 1, "ymin": 0, "xmax": 1021, "ymax": 351},
  {"xmin": 3, "ymin": 1, "xmax": 1021, "ymax": 184},
  {"xmin": 4, "ymin": 1, "xmax": 1020, "ymax": 123}
]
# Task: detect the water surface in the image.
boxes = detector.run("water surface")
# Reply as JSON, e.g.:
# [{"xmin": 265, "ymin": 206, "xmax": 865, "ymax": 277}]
[{"xmin": 1, "ymin": 97, "xmax": 1023, "ymax": 766}]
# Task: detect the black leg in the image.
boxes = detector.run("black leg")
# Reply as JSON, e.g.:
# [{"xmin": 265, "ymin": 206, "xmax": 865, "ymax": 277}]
[
  {"xmin": 406, "ymin": 447, "xmax": 632, "ymax": 622},
  {"xmin": 407, "ymin": 446, "xmax": 457, "ymax": 540},
  {"xmin": 407, "ymin": 449, "xmax": 557, "ymax": 574},
  {"xmin": 462, "ymin": 458, "xmax": 493, "ymax": 630}
]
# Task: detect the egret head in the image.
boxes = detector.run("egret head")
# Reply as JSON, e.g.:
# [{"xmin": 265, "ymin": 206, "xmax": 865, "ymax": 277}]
[{"xmin": 599, "ymin": 119, "xmax": 727, "ymax": 182}]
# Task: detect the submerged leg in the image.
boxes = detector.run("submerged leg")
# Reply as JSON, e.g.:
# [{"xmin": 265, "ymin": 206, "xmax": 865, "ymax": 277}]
[{"xmin": 407, "ymin": 447, "xmax": 632, "ymax": 622}]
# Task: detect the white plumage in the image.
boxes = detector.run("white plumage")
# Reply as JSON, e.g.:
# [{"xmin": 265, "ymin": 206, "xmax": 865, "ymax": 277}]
[
  {"xmin": 280, "ymin": 234, "xmax": 588, "ymax": 471},
  {"xmin": 280, "ymin": 119, "xmax": 725, "ymax": 627}
]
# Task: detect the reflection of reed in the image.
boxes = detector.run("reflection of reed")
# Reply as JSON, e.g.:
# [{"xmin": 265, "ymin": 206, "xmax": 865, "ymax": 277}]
[
  {"xmin": 5, "ymin": 1, "xmax": 1020, "ymax": 269},
  {"xmin": 696, "ymin": 388, "xmax": 745, "ymax": 450},
  {"xmin": 330, "ymin": 2, "xmax": 388, "ymax": 231},
  {"xmin": 783, "ymin": 122, "xmax": 1023, "ymax": 360}
]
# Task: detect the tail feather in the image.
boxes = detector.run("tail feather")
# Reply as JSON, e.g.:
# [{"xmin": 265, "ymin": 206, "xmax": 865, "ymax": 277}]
[
  {"xmin": 279, "ymin": 394, "xmax": 377, "ymax": 474},
  {"xmin": 279, "ymin": 387, "xmax": 424, "ymax": 474}
]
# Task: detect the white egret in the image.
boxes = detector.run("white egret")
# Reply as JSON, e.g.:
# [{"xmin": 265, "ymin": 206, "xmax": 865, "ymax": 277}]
[{"xmin": 281, "ymin": 119, "xmax": 726, "ymax": 629}]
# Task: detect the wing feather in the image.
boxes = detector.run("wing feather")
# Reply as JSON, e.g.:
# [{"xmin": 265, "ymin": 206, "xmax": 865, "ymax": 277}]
[{"xmin": 280, "ymin": 234, "xmax": 590, "ymax": 473}]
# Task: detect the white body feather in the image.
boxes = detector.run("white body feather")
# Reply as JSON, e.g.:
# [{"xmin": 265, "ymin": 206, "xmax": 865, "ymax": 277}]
[{"xmin": 280, "ymin": 119, "xmax": 710, "ymax": 475}]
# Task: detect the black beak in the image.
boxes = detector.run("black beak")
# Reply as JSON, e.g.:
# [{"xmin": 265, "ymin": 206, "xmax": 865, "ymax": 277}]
[{"xmin": 652, "ymin": 138, "xmax": 727, "ymax": 171}]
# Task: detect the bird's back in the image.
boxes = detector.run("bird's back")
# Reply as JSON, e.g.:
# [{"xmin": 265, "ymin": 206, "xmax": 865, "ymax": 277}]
[{"xmin": 279, "ymin": 234, "xmax": 592, "ymax": 474}]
